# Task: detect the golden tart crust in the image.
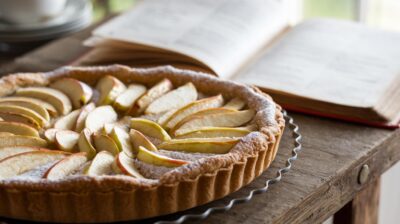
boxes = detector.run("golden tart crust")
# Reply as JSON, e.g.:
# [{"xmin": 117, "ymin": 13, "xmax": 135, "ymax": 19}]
[{"xmin": 0, "ymin": 65, "xmax": 284, "ymax": 222}]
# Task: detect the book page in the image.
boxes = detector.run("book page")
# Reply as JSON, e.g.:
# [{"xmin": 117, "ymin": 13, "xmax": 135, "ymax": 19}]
[
  {"xmin": 233, "ymin": 19, "xmax": 400, "ymax": 108},
  {"xmin": 92, "ymin": 0, "xmax": 289, "ymax": 78}
]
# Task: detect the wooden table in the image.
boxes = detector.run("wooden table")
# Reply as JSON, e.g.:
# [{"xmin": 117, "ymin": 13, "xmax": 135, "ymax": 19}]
[{"xmin": 1, "ymin": 21, "xmax": 399, "ymax": 224}]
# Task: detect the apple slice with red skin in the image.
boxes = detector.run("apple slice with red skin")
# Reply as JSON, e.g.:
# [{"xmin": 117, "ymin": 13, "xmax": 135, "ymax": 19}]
[
  {"xmin": 54, "ymin": 109, "xmax": 81, "ymax": 130},
  {"xmin": 50, "ymin": 78, "xmax": 93, "ymax": 109},
  {"xmin": 173, "ymin": 109, "xmax": 255, "ymax": 136},
  {"xmin": 95, "ymin": 75, "xmax": 126, "ymax": 105},
  {"xmin": 78, "ymin": 128, "xmax": 97, "ymax": 159},
  {"xmin": 110, "ymin": 127, "xmax": 133, "ymax": 157},
  {"xmin": 16, "ymin": 87, "xmax": 72, "ymax": 115},
  {"xmin": 114, "ymin": 152, "xmax": 143, "ymax": 178},
  {"xmin": 137, "ymin": 146, "xmax": 188, "ymax": 168},
  {"xmin": 113, "ymin": 84, "xmax": 147, "ymax": 112},
  {"xmin": 75, "ymin": 103, "xmax": 95, "ymax": 132},
  {"xmin": 163, "ymin": 94, "xmax": 224, "ymax": 129},
  {"xmin": 85, "ymin": 105, "xmax": 118, "ymax": 132},
  {"xmin": 129, "ymin": 129, "xmax": 158, "ymax": 153},
  {"xmin": 55, "ymin": 130, "xmax": 79, "ymax": 152},
  {"xmin": 44, "ymin": 128, "xmax": 59, "ymax": 144},
  {"xmin": 130, "ymin": 118, "xmax": 171, "ymax": 141},
  {"xmin": 0, "ymin": 150, "xmax": 70, "ymax": 179},
  {"xmin": 43, "ymin": 152, "xmax": 88, "ymax": 180},
  {"xmin": 145, "ymin": 82, "xmax": 197, "ymax": 115},
  {"xmin": 0, "ymin": 146, "xmax": 41, "ymax": 160},
  {"xmin": 127, "ymin": 78, "xmax": 173, "ymax": 116},
  {"xmin": 93, "ymin": 133, "xmax": 119, "ymax": 155},
  {"xmin": 84, "ymin": 151, "xmax": 115, "ymax": 176}
]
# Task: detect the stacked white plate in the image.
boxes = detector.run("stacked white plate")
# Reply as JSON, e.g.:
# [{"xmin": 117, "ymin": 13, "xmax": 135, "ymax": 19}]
[{"xmin": 0, "ymin": 0, "xmax": 91, "ymax": 55}]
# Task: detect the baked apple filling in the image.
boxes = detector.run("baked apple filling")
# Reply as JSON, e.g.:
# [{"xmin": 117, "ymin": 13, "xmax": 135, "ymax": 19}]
[{"xmin": 0, "ymin": 75, "xmax": 256, "ymax": 180}]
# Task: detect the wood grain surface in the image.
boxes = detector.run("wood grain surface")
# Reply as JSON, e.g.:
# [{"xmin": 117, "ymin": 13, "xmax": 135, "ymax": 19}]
[
  {"xmin": 334, "ymin": 177, "xmax": 380, "ymax": 224},
  {"xmin": 1, "ymin": 19, "xmax": 399, "ymax": 224}
]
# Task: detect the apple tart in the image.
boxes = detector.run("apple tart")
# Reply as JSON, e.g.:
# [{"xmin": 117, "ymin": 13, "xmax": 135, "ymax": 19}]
[{"xmin": 0, "ymin": 65, "xmax": 284, "ymax": 222}]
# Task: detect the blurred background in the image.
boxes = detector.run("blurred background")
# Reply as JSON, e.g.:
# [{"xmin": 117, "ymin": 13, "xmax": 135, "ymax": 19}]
[
  {"xmin": 92, "ymin": 0, "xmax": 400, "ymax": 31},
  {"xmin": 1, "ymin": 0, "xmax": 399, "ymax": 57}
]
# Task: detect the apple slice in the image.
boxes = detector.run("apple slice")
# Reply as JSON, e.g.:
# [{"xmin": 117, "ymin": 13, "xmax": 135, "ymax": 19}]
[
  {"xmin": 175, "ymin": 127, "xmax": 251, "ymax": 139},
  {"xmin": 0, "ymin": 105, "xmax": 47, "ymax": 127},
  {"xmin": 170, "ymin": 107, "xmax": 238, "ymax": 130},
  {"xmin": 75, "ymin": 103, "xmax": 95, "ymax": 132},
  {"xmin": 44, "ymin": 152, "xmax": 88, "ymax": 180},
  {"xmin": 0, "ymin": 96, "xmax": 58, "ymax": 117},
  {"xmin": 54, "ymin": 109, "xmax": 81, "ymax": 130},
  {"xmin": 78, "ymin": 128, "xmax": 97, "ymax": 159},
  {"xmin": 139, "ymin": 113, "xmax": 167, "ymax": 125},
  {"xmin": 101, "ymin": 116, "xmax": 131, "ymax": 135},
  {"xmin": 110, "ymin": 127, "xmax": 134, "ymax": 157},
  {"xmin": 0, "ymin": 100, "xmax": 50, "ymax": 121},
  {"xmin": 115, "ymin": 152, "xmax": 143, "ymax": 178},
  {"xmin": 163, "ymin": 95, "xmax": 224, "ymax": 129},
  {"xmin": 0, "ymin": 150, "xmax": 69, "ymax": 179},
  {"xmin": 128, "ymin": 78, "xmax": 173, "ymax": 116},
  {"xmin": 0, "ymin": 132, "xmax": 13, "ymax": 137},
  {"xmin": 130, "ymin": 118, "xmax": 171, "ymax": 141},
  {"xmin": 84, "ymin": 151, "xmax": 114, "ymax": 176},
  {"xmin": 50, "ymin": 78, "xmax": 93, "ymax": 108},
  {"xmin": 157, "ymin": 109, "xmax": 179, "ymax": 125},
  {"xmin": 85, "ymin": 105, "xmax": 118, "ymax": 132},
  {"xmin": 0, "ymin": 97, "xmax": 58, "ymax": 117},
  {"xmin": 55, "ymin": 130, "xmax": 79, "ymax": 152},
  {"xmin": 0, "ymin": 146, "xmax": 40, "ymax": 160},
  {"xmin": 0, "ymin": 135, "xmax": 47, "ymax": 148},
  {"xmin": 158, "ymin": 137, "xmax": 240, "ymax": 154},
  {"xmin": 44, "ymin": 128, "xmax": 59, "ymax": 144},
  {"xmin": 102, "ymin": 123, "xmax": 115, "ymax": 135},
  {"xmin": 113, "ymin": 84, "xmax": 147, "ymax": 111},
  {"xmin": 129, "ymin": 129, "xmax": 158, "ymax": 153},
  {"xmin": 188, "ymin": 107, "xmax": 237, "ymax": 117},
  {"xmin": 0, "ymin": 121, "xmax": 39, "ymax": 137},
  {"xmin": 174, "ymin": 109, "xmax": 255, "ymax": 136},
  {"xmin": 102, "ymin": 123, "xmax": 126, "ymax": 135},
  {"xmin": 145, "ymin": 82, "xmax": 197, "ymax": 114},
  {"xmin": 137, "ymin": 146, "xmax": 188, "ymax": 168},
  {"xmin": 16, "ymin": 87, "xmax": 72, "ymax": 115},
  {"xmin": 95, "ymin": 75, "xmax": 126, "ymax": 105},
  {"xmin": 0, "ymin": 112, "xmax": 41, "ymax": 129},
  {"xmin": 224, "ymin": 97, "xmax": 246, "ymax": 110},
  {"xmin": 93, "ymin": 133, "xmax": 119, "ymax": 155}
]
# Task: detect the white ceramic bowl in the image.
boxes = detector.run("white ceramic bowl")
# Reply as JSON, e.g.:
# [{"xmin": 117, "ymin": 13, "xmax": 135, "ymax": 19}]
[{"xmin": 0, "ymin": 0, "xmax": 67, "ymax": 24}]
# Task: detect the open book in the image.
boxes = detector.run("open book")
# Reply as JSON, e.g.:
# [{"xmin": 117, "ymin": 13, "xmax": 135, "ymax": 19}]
[{"xmin": 79, "ymin": 0, "xmax": 400, "ymax": 128}]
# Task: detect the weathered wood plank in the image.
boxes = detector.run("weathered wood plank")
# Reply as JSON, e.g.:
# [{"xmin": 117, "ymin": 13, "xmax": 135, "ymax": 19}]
[
  {"xmin": 185, "ymin": 116, "xmax": 399, "ymax": 224},
  {"xmin": 334, "ymin": 177, "xmax": 380, "ymax": 224}
]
